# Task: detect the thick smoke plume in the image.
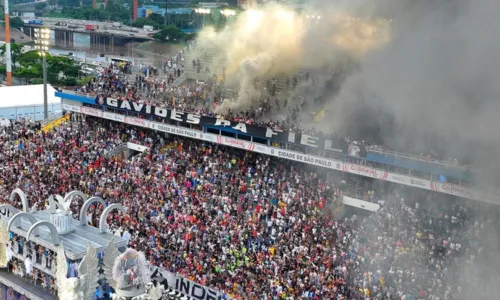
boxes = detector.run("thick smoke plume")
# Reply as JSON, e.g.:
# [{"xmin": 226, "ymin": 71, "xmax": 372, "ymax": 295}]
[
  {"xmin": 193, "ymin": 0, "xmax": 500, "ymax": 175},
  {"xmin": 319, "ymin": 0, "xmax": 500, "ymax": 173},
  {"xmin": 194, "ymin": 3, "xmax": 390, "ymax": 111}
]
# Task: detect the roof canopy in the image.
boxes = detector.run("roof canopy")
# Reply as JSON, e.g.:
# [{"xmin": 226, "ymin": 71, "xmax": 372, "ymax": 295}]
[{"xmin": 0, "ymin": 84, "xmax": 61, "ymax": 108}]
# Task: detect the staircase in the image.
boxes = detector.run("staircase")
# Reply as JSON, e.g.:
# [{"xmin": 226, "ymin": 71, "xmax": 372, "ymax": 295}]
[{"xmin": 183, "ymin": 45, "xmax": 221, "ymax": 82}]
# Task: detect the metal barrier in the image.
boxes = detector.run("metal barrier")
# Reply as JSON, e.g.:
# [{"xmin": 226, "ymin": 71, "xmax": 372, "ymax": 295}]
[
  {"xmin": 172, "ymin": 72, "xmax": 186, "ymax": 87},
  {"xmin": 106, "ymin": 143, "xmax": 128, "ymax": 159},
  {"xmin": 367, "ymin": 146, "xmax": 476, "ymax": 172},
  {"xmin": 40, "ymin": 112, "xmax": 62, "ymax": 128}
]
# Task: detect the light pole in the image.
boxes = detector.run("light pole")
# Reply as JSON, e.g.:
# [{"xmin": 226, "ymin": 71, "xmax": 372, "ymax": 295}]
[
  {"xmin": 34, "ymin": 28, "xmax": 50, "ymax": 120},
  {"xmin": 220, "ymin": 9, "xmax": 236, "ymax": 27},
  {"xmin": 195, "ymin": 8, "xmax": 211, "ymax": 28},
  {"xmin": 220, "ymin": 9, "xmax": 236, "ymax": 17},
  {"xmin": 3, "ymin": 0, "xmax": 12, "ymax": 85}
]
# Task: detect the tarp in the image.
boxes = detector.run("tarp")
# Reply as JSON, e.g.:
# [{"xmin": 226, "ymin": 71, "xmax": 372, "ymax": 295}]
[{"xmin": 0, "ymin": 84, "xmax": 61, "ymax": 108}]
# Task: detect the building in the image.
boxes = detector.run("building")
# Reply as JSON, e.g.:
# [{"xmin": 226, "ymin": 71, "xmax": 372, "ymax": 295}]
[{"xmin": 0, "ymin": 85, "xmax": 62, "ymax": 121}]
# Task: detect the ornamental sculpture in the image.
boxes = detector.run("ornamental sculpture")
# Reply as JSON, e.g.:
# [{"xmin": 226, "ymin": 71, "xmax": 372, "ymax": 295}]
[
  {"xmin": 0, "ymin": 219, "xmax": 10, "ymax": 268},
  {"xmin": 55, "ymin": 244, "xmax": 100, "ymax": 300},
  {"xmin": 104, "ymin": 239, "xmax": 157, "ymax": 299}
]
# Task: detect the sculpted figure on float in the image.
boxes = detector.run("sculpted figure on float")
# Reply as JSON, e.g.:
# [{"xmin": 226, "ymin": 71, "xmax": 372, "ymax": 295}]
[
  {"xmin": 55, "ymin": 244, "xmax": 99, "ymax": 300},
  {"xmin": 0, "ymin": 219, "xmax": 10, "ymax": 268}
]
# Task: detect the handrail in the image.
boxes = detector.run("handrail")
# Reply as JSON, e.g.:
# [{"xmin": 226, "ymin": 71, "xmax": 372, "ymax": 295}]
[
  {"xmin": 40, "ymin": 112, "xmax": 63, "ymax": 127},
  {"xmin": 172, "ymin": 72, "xmax": 186, "ymax": 87},
  {"xmin": 367, "ymin": 146, "xmax": 477, "ymax": 172},
  {"xmin": 57, "ymin": 88, "xmax": 477, "ymax": 174},
  {"xmin": 106, "ymin": 143, "xmax": 128, "ymax": 158}
]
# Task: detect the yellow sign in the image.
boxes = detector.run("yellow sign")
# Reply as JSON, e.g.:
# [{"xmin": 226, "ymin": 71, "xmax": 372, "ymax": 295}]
[{"xmin": 41, "ymin": 115, "xmax": 70, "ymax": 132}]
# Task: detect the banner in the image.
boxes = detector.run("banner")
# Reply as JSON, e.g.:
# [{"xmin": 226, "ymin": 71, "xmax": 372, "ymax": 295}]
[
  {"xmin": 94, "ymin": 97, "xmax": 347, "ymax": 153},
  {"xmin": 150, "ymin": 266, "xmax": 228, "ymax": 300},
  {"xmin": 63, "ymin": 104, "xmax": 498, "ymax": 204},
  {"xmin": 126, "ymin": 142, "xmax": 148, "ymax": 153},
  {"xmin": 343, "ymin": 196, "xmax": 380, "ymax": 212}
]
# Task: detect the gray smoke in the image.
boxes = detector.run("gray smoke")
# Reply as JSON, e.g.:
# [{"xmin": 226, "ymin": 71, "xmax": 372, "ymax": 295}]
[{"xmin": 318, "ymin": 0, "xmax": 500, "ymax": 176}]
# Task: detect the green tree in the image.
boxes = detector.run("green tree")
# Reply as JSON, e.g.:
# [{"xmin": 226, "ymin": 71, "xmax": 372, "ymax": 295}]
[
  {"xmin": 0, "ymin": 64, "xmax": 5, "ymax": 79},
  {"xmin": 18, "ymin": 50, "xmax": 42, "ymax": 67},
  {"xmin": 16, "ymin": 50, "xmax": 81, "ymax": 85},
  {"xmin": 0, "ymin": 43, "xmax": 24, "ymax": 70},
  {"xmin": 45, "ymin": 0, "xmax": 130, "ymax": 22},
  {"xmin": 34, "ymin": 2, "xmax": 48, "ymax": 10},
  {"xmin": 9, "ymin": 17, "xmax": 24, "ymax": 29},
  {"xmin": 131, "ymin": 14, "xmax": 163, "ymax": 29},
  {"xmin": 153, "ymin": 26, "xmax": 187, "ymax": 42},
  {"xmin": 14, "ymin": 66, "xmax": 41, "ymax": 84}
]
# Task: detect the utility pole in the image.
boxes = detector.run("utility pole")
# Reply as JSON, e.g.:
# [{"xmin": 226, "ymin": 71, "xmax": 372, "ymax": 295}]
[
  {"xmin": 3, "ymin": 0, "xmax": 12, "ymax": 85},
  {"xmin": 164, "ymin": 0, "xmax": 168, "ymax": 26}
]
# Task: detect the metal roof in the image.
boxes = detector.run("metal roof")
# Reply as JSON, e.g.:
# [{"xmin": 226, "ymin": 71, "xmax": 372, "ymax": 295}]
[{"xmin": 7, "ymin": 209, "xmax": 128, "ymax": 260}]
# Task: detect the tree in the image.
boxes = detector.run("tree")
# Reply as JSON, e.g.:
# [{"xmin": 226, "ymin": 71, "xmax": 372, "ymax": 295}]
[
  {"xmin": 153, "ymin": 26, "xmax": 187, "ymax": 42},
  {"xmin": 0, "ymin": 64, "xmax": 5, "ymax": 79},
  {"xmin": 9, "ymin": 17, "xmax": 24, "ymax": 29},
  {"xmin": 34, "ymin": 2, "xmax": 47, "ymax": 10},
  {"xmin": 0, "ymin": 43, "xmax": 24, "ymax": 70},
  {"xmin": 131, "ymin": 14, "xmax": 163, "ymax": 29},
  {"xmin": 14, "ymin": 50, "xmax": 81, "ymax": 85},
  {"xmin": 14, "ymin": 66, "xmax": 41, "ymax": 84},
  {"xmin": 18, "ymin": 50, "xmax": 42, "ymax": 67}
]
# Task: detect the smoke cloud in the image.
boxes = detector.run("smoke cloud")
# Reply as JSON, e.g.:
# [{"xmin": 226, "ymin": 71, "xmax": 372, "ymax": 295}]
[
  {"xmin": 193, "ymin": 0, "xmax": 500, "ymax": 174},
  {"xmin": 194, "ymin": 3, "xmax": 390, "ymax": 111},
  {"xmin": 320, "ymin": 0, "xmax": 500, "ymax": 170}
]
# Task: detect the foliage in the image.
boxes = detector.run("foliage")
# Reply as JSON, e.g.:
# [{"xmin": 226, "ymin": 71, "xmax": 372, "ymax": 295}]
[
  {"xmin": 31, "ymin": 78, "xmax": 44, "ymax": 85},
  {"xmin": 14, "ymin": 66, "xmax": 40, "ymax": 85},
  {"xmin": 0, "ymin": 64, "xmax": 5, "ymax": 79},
  {"xmin": 0, "ymin": 43, "xmax": 25, "ymax": 70},
  {"xmin": 131, "ymin": 13, "xmax": 164, "ymax": 29},
  {"xmin": 34, "ymin": 2, "xmax": 48, "ymax": 10},
  {"xmin": 77, "ymin": 76, "xmax": 94, "ymax": 87},
  {"xmin": 45, "ymin": 0, "xmax": 130, "ymax": 22},
  {"xmin": 153, "ymin": 26, "xmax": 193, "ymax": 43},
  {"xmin": 9, "ymin": 17, "xmax": 24, "ymax": 29},
  {"xmin": 3, "ymin": 45, "xmax": 82, "ymax": 86}
]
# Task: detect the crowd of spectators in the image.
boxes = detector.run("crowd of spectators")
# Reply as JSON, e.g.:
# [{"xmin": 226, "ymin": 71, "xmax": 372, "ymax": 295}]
[
  {"xmin": 1, "ymin": 115, "xmax": 499, "ymax": 300},
  {"xmin": 71, "ymin": 54, "xmax": 469, "ymax": 170}
]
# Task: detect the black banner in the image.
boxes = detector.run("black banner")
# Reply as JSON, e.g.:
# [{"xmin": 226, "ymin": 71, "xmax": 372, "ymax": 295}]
[{"xmin": 95, "ymin": 97, "xmax": 347, "ymax": 153}]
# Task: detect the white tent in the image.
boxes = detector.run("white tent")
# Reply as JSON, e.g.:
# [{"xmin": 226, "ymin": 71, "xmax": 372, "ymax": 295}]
[{"xmin": 0, "ymin": 84, "xmax": 62, "ymax": 121}]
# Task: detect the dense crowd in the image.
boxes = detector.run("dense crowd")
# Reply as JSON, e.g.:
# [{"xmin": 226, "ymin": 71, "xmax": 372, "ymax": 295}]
[
  {"xmin": 72, "ymin": 56, "xmax": 469, "ymax": 169},
  {"xmin": 1, "ymin": 116, "xmax": 499, "ymax": 300}
]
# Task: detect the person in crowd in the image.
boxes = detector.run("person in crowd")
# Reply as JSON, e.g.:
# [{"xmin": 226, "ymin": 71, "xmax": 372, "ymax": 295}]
[{"xmin": 2, "ymin": 116, "xmax": 499, "ymax": 299}]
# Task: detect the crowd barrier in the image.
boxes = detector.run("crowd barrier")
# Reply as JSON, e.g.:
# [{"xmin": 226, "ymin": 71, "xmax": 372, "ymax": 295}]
[
  {"xmin": 61, "ymin": 103, "xmax": 497, "ymax": 204},
  {"xmin": 41, "ymin": 114, "xmax": 70, "ymax": 132}
]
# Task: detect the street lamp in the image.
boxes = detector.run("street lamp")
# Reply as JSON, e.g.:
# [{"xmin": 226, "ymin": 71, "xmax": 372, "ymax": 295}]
[
  {"xmin": 195, "ymin": 8, "xmax": 211, "ymax": 27},
  {"xmin": 34, "ymin": 28, "xmax": 50, "ymax": 120},
  {"xmin": 220, "ymin": 9, "xmax": 236, "ymax": 17}
]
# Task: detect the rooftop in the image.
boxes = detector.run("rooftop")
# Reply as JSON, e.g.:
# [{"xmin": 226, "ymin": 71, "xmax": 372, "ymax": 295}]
[{"xmin": 6, "ymin": 208, "xmax": 128, "ymax": 260}]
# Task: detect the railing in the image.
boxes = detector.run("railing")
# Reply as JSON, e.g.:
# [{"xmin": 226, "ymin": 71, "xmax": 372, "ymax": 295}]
[
  {"xmin": 172, "ymin": 72, "xmax": 186, "ymax": 86},
  {"xmin": 40, "ymin": 112, "xmax": 63, "ymax": 127},
  {"xmin": 56, "ymin": 90, "xmax": 476, "ymax": 181},
  {"xmin": 367, "ymin": 146, "xmax": 477, "ymax": 172},
  {"xmin": 106, "ymin": 143, "xmax": 128, "ymax": 159}
]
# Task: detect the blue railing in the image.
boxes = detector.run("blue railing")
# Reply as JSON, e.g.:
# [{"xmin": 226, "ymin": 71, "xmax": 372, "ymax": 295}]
[{"xmin": 57, "ymin": 91, "xmax": 474, "ymax": 184}]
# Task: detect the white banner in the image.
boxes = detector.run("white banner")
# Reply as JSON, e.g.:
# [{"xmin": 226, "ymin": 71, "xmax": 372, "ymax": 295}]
[
  {"xmin": 343, "ymin": 196, "xmax": 380, "ymax": 212},
  {"xmin": 126, "ymin": 142, "xmax": 148, "ymax": 153},
  {"xmin": 103, "ymin": 112, "xmax": 125, "ymax": 122},
  {"xmin": 65, "ymin": 105, "xmax": 496, "ymax": 204},
  {"xmin": 150, "ymin": 266, "xmax": 228, "ymax": 300}
]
